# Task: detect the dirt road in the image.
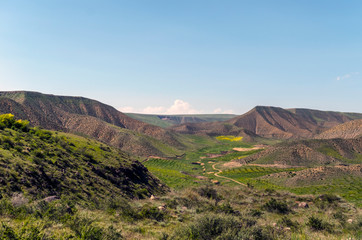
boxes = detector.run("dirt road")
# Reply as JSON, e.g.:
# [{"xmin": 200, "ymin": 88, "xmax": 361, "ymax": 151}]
[{"xmin": 212, "ymin": 163, "xmax": 247, "ymax": 186}]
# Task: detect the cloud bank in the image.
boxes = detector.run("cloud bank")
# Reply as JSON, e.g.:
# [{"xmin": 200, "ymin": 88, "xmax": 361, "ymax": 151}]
[{"xmin": 118, "ymin": 100, "xmax": 234, "ymax": 115}]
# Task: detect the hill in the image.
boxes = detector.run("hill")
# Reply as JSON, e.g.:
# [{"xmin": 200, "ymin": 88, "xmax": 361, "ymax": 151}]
[
  {"xmin": 170, "ymin": 106, "xmax": 362, "ymax": 140},
  {"xmin": 233, "ymin": 137, "xmax": 362, "ymax": 166},
  {"xmin": 0, "ymin": 91, "xmax": 187, "ymax": 157},
  {"xmin": 125, "ymin": 113, "xmax": 236, "ymax": 128},
  {"xmin": 0, "ymin": 114, "xmax": 166, "ymax": 201},
  {"xmin": 315, "ymin": 119, "xmax": 362, "ymax": 139}
]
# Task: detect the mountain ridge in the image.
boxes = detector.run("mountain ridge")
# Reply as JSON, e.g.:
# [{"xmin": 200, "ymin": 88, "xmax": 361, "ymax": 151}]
[
  {"xmin": 0, "ymin": 91, "xmax": 185, "ymax": 157},
  {"xmin": 170, "ymin": 105, "xmax": 362, "ymax": 140}
]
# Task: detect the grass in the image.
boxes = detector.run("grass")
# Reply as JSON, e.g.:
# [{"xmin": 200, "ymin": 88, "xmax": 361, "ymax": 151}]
[
  {"xmin": 1, "ymin": 185, "xmax": 361, "ymax": 239},
  {"xmin": 220, "ymin": 166, "xmax": 362, "ymax": 207},
  {"xmin": 1, "ymin": 114, "xmax": 361, "ymax": 239},
  {"xmin": 144, "ymin": 158, "xmax": 203, "ymax": 189},
  {"xmin": 125, "ymin": 113, "xmax": 236, "ymax": 128},
  {"xmin": 0, "ymin": 115, "xmax": 165, "ymax": 203}
]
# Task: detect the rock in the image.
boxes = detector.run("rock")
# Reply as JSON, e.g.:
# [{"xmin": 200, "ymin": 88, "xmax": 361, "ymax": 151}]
[
  {"xmin": 298, "ymin": 202, "xmax": 309, "ymax": 208},
  {"xmin": 158, "ymin": 205, "xmax": 167, "ymax": 211},
  {"xmin": 43, "ymin": 196, "xmax": 59, "ymax": 203},
  {"xmin": 295, "ymin": 201, "xmax": 309, "ymax": 208},
  {"xmin": 211, "ymin": 180, "xmax": 220, "ymax": 185}
]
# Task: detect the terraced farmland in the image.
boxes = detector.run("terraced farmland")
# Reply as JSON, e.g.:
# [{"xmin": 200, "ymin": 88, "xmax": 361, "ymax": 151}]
[
  {"xmin": 220, "ymin": 166, "xmax": 362, "ymax": 207},
  {"xmin": 144, "ymin": 158, "xmax": 204, "ymax": 189}
]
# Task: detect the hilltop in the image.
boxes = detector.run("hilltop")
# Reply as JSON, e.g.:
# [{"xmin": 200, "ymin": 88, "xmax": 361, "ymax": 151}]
[
  {"xmin": 0, "ymin": 91, "xmax": 188, "ymax": 157},
  {"xmin": 170, "ymin": 106, "xmax": 362, "ymax": 140},
  {"xmin": 232, "ymin": 137, "xmax": 362, "ymax": 167},
  {"xmin": 0, "ymin": 114, "xmax": 166, "ymax": 201}
]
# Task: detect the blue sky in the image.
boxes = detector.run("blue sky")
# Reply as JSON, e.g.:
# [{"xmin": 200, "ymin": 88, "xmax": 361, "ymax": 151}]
[{"xmin": 0, "ymin": 1, "xmax": 361, "ymax": 114}]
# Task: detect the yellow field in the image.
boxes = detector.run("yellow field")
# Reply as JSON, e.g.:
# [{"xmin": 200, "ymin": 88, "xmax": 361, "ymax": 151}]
[{"xmin": 216, "ymin": 135, "xmax": 243, "ymax": 142}]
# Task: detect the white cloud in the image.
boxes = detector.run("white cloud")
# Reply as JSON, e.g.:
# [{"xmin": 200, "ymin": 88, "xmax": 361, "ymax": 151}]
[
  {"xmin": 213, "ymin": 108, "xmax": 235, "ymax": 114},
  {"xmin": 213, "ymin": 108, "xmax": 222, "ymax": 113},
  {"xmin": 118, "ymin": 106, "xmax": 135, "ymax": 112},
  {"xmin": 119, "ymin": 100, "xmax": 235, "ymax": 115},
  {"xmin": 164, "ymin": 99, "xmax": 199, "ymax": 114},
  {"xmin": 336, "ymin": 72, "xmax": 359, "ymax": 81},
  {"xmin": 222, "ymin": 109, "xmax": 235, "ymax": 114}
]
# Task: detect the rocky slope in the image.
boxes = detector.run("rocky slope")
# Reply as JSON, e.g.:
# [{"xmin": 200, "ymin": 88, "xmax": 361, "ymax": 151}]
[
  {"xmin": 315, "ymin": 119, "xmax": 362, "ymax": 139},
  {"xmin": 0, "ymin": 91, "xmax": 185, "ymax": 156}
]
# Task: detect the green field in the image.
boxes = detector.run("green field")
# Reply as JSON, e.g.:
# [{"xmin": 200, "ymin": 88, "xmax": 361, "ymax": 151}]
[
  {"xmin": 125, "ymin": 113, "xmax": 236, "ymax": 128},
  {"xmin": 220, "ymin": 166, "xmax": 362, "ymax": 207}
]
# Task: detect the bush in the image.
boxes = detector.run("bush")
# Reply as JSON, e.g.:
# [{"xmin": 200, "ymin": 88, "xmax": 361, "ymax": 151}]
[
  {"xmin": 263, "ymin": 198, "xmax": 290, "ymax": 214},
  {"xmin": 319, "ymin": 194, "xmax": 340, "ymax": 203},
  {"xmin": 197, "ymin": 186, "xmax": 220, "ymax": 201},
  {"xmin": 134, "ymin": 188, "xmax": 148, "ymax": 199},
  {"xmin": 278, "ymin": 216, "xmax": 299, "ymax": 230},
  {"xmin": 307, "ymin": 216, "xmax": 333, "ymax": 232},
  {"xmin": 70, "ymin": 215, "xmax": 102, "ymax": 240},
  {"xmin": 138, "ymin": 204, "xmax": 165, "ymax": 221},
  {"xmin": 0, "ymin": 114, "xmax": 15, "ymax": 128},
  {"xmin": 171, "ymin": 214, "xmax": 274, "ymax": 240}
]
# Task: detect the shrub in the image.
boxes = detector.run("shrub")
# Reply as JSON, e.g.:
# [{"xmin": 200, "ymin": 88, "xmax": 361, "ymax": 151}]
[
  {"xmin": 138, "ymin": 204, "xmax": 165, "ymax": 221},
  {"xmin": 278, "ymin": 216, "xmax": 299, "ymax": 230},
  {"xmin": 0, "ymin": 114, "xmax": 15, "ymax": 128},
  {"xmin": 171, "ymin": 214, "xmax": 274, "ymax": 240},
  {"xmin": 14, "ymin": 120, "xmax": 29, "ymax": 132},
  {"xmin": 103, "ymin": 226, "xmax": 123, "ymax": 240},
  {"xmin": 69, "ymin": 215, "xmax": 103, "ymax": 240},
  {"xmin": 319, "ymin": 194, "xmax": 340, "ymax": 203},
  {"xmin": 307, "ymin": 216, "xmax": 333, "ymax": 232},
  {"xmin": 263, "ymin": 198, "xmax": 290, "ymax": 214},
  {"xmin": 197, "ymin": 186, "xmax": 220, "ymax": 201},
  {"xmin": 134, "ymin": 188, "xmax": 148, "ymax": 199},
  {"xmin": 0, "ymin": 223, "xmax": 18, "ymax": 240}
]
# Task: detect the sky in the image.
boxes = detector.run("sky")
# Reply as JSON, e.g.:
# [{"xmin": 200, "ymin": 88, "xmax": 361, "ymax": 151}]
[{"xmin": 0, "ymin": 0, "xmax": 361, "ymax": 114}]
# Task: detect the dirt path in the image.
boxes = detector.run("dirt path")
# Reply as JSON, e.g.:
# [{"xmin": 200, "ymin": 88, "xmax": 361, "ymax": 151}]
[{"xmin": 212, "ymin": 163, "xmax": 247, "ymax": 186}]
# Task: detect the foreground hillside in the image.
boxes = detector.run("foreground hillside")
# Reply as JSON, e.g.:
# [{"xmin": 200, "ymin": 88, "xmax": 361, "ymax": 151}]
[
  {"xmin": 170, "ymin": 106, "xmax": 362, "ymax": 140},
  {"xmin": 0, "ymin": 117, "xmax": 361, "ymax": 239},
  {"xmin": 0, "ymin": 114, "xmax": 166, "ymax": 202},
  {"xmin": 0, "ymin": 91, "xmax": 188, "ymax": 157}
]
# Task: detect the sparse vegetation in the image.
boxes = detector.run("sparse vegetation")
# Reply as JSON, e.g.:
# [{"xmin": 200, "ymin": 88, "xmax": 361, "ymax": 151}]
[{"xmin": 0, "ymin": 113, "xmax": 361, "ymax": 239}]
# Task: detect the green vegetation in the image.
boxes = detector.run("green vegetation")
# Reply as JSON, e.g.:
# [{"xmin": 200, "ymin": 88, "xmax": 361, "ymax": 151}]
[
  {"xmin": 1, "ymin": 114, "xmax": 361, "ymax": 239},
  {"xmin": 125, "ymin": 113, "xmax": 236, "ymax": 128},
  {"xmin": 0, "ymin": 114, "xmax": 164, "ymax": 203},
  {"xmin": 1, "ymin": 185, "xmax": 360, "ymax": 239}
]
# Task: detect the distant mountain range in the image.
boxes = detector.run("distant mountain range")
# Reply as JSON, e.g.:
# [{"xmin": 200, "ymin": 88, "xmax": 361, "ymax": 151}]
[
  {"xmin": 0, "ymin": 91, "xmax": 187, "ymax": 157},
  {"xmin": 1, "ymin": 91, "xmax": 361, "ymax": 157},
  {"xmin": 169, "ymin": 106, "xmax": 362, "ymax": 140},
  {"xmin": 125, "ymin": 113, "xmax": 236, "ymax": 128}
]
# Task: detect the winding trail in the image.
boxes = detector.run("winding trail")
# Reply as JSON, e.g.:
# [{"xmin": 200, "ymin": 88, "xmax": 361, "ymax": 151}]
[{"xmin": 212, "ymin": 163, "xmax": 247, "ymax": 186}]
